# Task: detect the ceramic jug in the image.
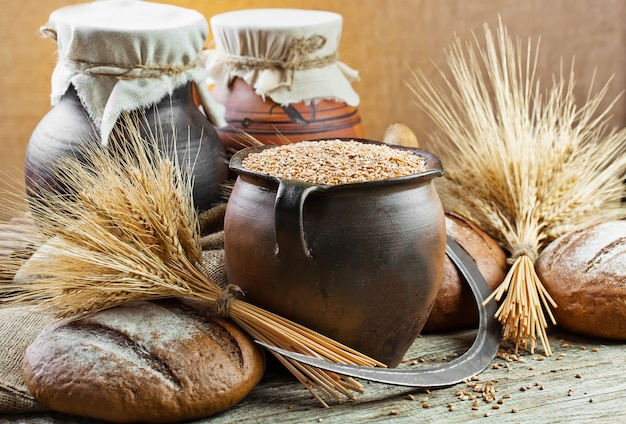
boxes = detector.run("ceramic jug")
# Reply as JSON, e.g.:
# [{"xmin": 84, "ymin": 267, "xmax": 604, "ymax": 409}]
[
  {"xmin": 210, "ymin": 78, "xmax": 364, "ymax": 150},
  {"xmin": 25, "ymin": 83, "xmax": 228, "ymax": 212},
  {"xmin": 204, "ymin": 8, "xmax": 364, "ymax": 151},
  {"xmin": 26, "ymin": 0, "xmax": 228, "ymax": 212}
]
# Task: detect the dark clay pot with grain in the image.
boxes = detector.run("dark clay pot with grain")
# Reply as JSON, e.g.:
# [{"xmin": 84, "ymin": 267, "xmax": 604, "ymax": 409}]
[{"xmin": 224, "ymin": 139, "xmax": 446, "ymax": 367}]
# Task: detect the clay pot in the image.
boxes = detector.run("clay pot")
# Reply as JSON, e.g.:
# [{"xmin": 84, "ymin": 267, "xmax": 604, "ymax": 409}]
[
  {"xmin": 210, "ymin": 78, "xmax": 365, "ymax": 151},
  {"xmin": 224, "ymin": 139, "xmax": 446, "ymax": 367},
  {"xmin": 25, "ymin": 83, "xmax": 228, "ymax": 212}
]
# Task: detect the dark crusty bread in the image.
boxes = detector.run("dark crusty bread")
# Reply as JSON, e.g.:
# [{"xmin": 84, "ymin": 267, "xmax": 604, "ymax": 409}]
[
  {"xmin": 536, "ymin": 221, "xmax": 626, "ymax": 340},
  {"xmin": 422, "ymin": 213, "xmax": 508, "ymax": 332},
  {"xmin": 22, "ymin": 298, "xmax": 265, "ymax": 423}
]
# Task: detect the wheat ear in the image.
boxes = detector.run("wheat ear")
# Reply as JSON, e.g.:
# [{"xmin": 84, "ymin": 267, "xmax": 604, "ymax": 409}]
[{"xmin": 408, "ymin": 18, "xmax": 626, "ymax": 355}]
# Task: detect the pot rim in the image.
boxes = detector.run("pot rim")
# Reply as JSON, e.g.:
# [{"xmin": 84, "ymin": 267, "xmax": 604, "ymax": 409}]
[{"xmin": 228, "ymin": 138, "xmax": 444, "ymax": 190}]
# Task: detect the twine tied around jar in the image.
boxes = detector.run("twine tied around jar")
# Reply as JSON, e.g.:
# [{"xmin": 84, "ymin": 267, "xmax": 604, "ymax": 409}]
[
  {"xmin": 219, "ymin": 35, "xmax": 338, "ymax": 90},
  {"xmin": 64, "ymin": 57, "xmax": 200, "ymax": 81}
]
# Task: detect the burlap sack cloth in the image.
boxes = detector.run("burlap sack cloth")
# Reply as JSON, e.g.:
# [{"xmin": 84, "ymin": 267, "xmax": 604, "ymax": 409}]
[{"xmin": 0, "ymin": 204, "xmax": 228, "ymax": 414}]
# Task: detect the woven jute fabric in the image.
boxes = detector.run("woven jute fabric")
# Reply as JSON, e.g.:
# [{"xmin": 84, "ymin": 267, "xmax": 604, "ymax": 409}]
[
  {"xmin": 0, "ymin": 205, "xmax": 228, "ymax": 414},
  {"xmin": 0, "ymin": 307, "xmax": 52, "ymax": 413}
]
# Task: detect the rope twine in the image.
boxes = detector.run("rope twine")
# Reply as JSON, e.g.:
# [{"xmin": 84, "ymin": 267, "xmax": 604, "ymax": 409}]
[
  {"xmin": 40, "ymin": 25, "xmax": 57, "ymax": 41},
  {"xmin": 216, "ymin": 283, "xmax": 244, "ymax": 317},
  {"xmin": 61, "ymin": 58, "xmax": 200, "ymax": 80},
  {"xmin": 508, "ymin": 242, "xmax": 539, "ymax": 264},
  {"xmin": 218, "ymin": 34, "xmax": 337, "ymax": 89}
]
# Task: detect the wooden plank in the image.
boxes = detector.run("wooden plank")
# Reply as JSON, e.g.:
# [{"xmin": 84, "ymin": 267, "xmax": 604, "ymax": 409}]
[
  {"xmin": 5, "ymin": 328, "xmax": 623, "ymax": 423},
  {"xmin": 196, "ymin": 329, "xmax": 626, "ymax": 423}
]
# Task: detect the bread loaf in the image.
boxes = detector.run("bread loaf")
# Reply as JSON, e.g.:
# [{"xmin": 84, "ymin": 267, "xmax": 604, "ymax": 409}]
[
  {"xmin": 536, "ymin": 221, "xmax": 626, "ymax": 340},
  {"xmin": 422, "ymin": 213, "xmax": 508, "ymax": 332},
  {"xmin": 22, "ymin": 298, "xmax": 265, "ymax": 423}
]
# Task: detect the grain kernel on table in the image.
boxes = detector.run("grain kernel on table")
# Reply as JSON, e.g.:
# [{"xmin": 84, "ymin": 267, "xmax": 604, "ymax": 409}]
[{"xmin": 241, "ymin": 140, "xmax": 427, "ymax": 185}]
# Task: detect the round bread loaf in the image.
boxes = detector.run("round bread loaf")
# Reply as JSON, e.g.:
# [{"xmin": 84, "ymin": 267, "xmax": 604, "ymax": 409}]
[
  {"xmin": 422, "ymin": 213, "xmax": 508, "ymax": 332},
  {"xmin": 536, "ymin": 221, "xmax": 626, "ymax": 340},
  {"xmin": 22, "ymin": 298, "xmax": 265, "ymax": 423}
]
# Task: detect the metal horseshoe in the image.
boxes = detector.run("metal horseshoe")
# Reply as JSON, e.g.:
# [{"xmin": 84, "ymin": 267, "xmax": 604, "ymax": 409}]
[{"xmin": 258, "ymin": 235, "xmax": 502, "ymax": 388}]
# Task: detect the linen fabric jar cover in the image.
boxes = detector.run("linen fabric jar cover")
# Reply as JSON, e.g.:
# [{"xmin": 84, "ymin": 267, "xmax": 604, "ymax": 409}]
[
  {"xmin": 203, "ymin": 8, "xmax": 360, "ymax": 110},
  {"xmin": 41, "ymin": 0, "xmax": 227, "ymax": 145}
]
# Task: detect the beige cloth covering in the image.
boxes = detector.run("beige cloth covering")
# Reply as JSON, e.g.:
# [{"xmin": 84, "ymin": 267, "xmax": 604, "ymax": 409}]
[{"xmin": 41, "ymin": 0, "xmax": 226, "ymax": 145}]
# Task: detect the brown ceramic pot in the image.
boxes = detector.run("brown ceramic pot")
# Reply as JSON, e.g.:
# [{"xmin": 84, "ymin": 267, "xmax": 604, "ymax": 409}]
[
  {"xmin": 224, "ymin": 139, "xmax": 446, "ymax": 367},
  {"xmin": 25, "ymin": 83, "xmax": 228, "ymax": 212},
  {"xmin": 210, "ymin": 78, "xmax": 365, "ymax": 151}
]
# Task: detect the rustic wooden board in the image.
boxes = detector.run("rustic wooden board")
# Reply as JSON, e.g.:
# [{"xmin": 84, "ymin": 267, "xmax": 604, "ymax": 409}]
[
  {"xmin": 201, "ymin": 329, "xmax": 626, "ymax": 423},
  {"xmin": 2, "ymin": 327, "xmax": 625, "ymax": 423}
]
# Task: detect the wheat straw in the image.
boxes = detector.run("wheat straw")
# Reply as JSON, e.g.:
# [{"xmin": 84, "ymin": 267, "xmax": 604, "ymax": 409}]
[
  {"xmin": 0, "ymin": 113, "xmax": 384, "ymax": 406},
  {"xmin": 408, "ymin": 18, "xmax": 626, "ymax": 355}
]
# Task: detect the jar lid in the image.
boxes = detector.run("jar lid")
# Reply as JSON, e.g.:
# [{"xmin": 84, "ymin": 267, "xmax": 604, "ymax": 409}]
[
  {"xmin": 203, "ymin": 8, "xmax": 360, "ymax": 106},
  {"xmin": 211, "ymin": 8, "xmax": 341, "ymax": 30},
  {"xmin": 43, "ymin": 0, "xmax": 225, "ymax": 144}
]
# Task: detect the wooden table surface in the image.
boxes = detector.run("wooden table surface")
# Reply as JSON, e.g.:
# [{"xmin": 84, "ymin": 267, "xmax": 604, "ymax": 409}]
[
  {"xmin": 209, "ymin": 328, "xmax": 626, "ymax": 424},
  {"xmin": 1, "ymin": 219, "xmax": 625, "ymax": 424},
  {"xmin": 3, "ymin": 327, "xmax": 625, "ymax": 424}
]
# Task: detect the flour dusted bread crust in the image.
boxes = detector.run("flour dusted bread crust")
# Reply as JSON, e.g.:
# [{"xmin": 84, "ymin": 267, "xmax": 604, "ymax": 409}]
[
  {"xmin": 22, "ymin": 298, "xmax": 265, "ymax": 423},
  {"xmin": 536, "ymin": 221, "xmax": 626, "ymax": 340},
  {"xmin": 423, "ymin": 213, "xmax": 508, "ymax": 332}
]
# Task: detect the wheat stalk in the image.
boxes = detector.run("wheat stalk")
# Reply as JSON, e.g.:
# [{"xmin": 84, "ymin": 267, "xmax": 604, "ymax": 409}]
[
  {"xmin": 0, "ymin": 113, "xmax": 384, "ymax": 406},
  {"xmin": 408, "ymin": 18, "xmax": 626, "ymax": 355}
]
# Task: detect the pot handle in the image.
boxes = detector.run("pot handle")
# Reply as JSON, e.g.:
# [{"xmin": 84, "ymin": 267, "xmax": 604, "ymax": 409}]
[
  {"xmin": 258, "ymin": 235, "xmax": 502, "ymax": 387},
  {"xmin": 274, "ymin": 180, "xmax": 319, "ymax": 260}
]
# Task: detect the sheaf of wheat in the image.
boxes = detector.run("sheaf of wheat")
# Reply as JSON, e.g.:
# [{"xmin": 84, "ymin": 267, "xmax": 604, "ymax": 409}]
[{"xmin": 408, "ymin": 19, "xmax": 626, "ymax": 355}]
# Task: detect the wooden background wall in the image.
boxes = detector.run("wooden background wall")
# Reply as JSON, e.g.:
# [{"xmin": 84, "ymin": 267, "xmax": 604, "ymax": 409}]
[{"xmin": 1, "ymin": 0, "xmax": 625, "ymax": 219}]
